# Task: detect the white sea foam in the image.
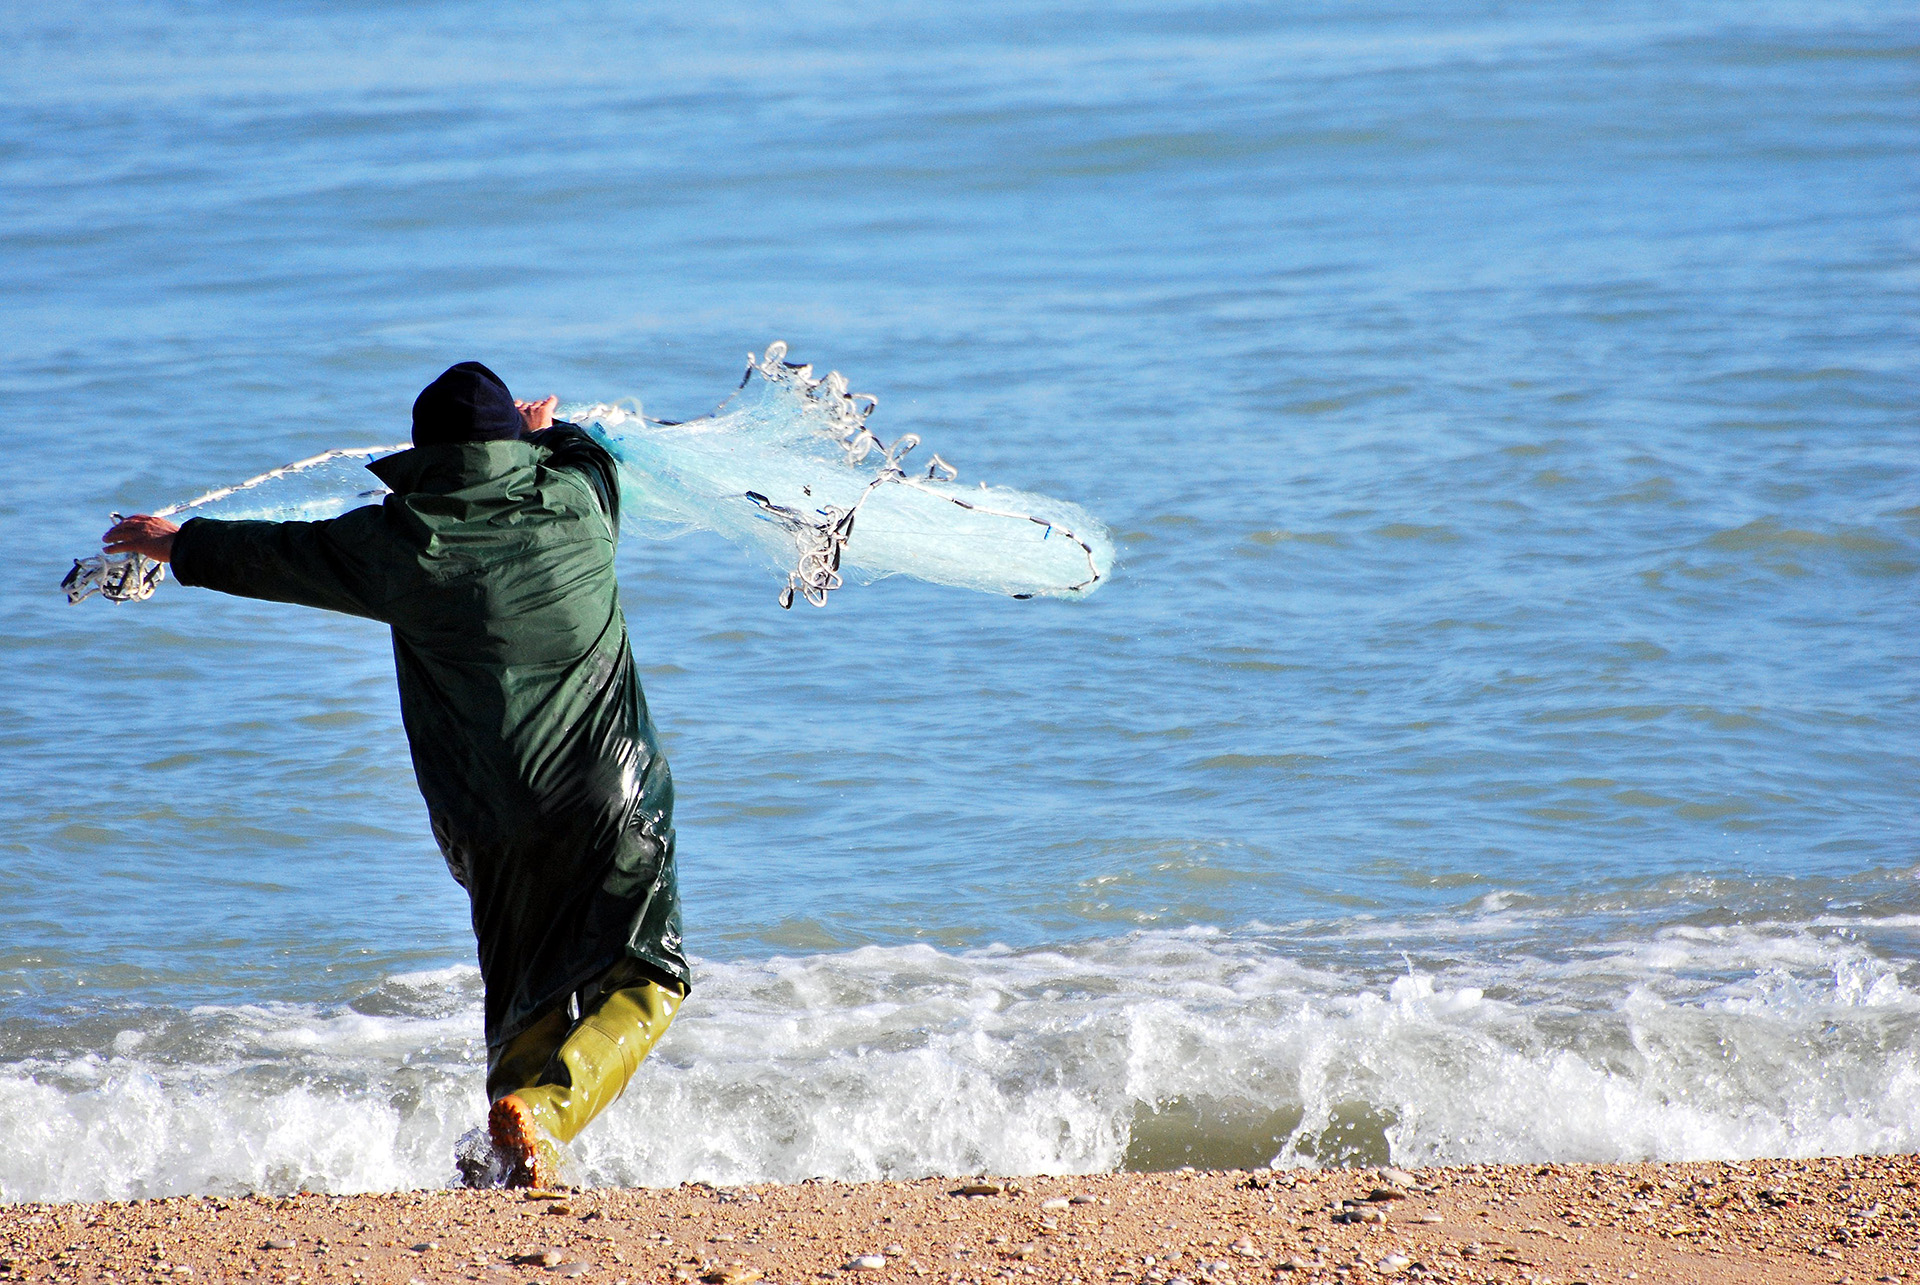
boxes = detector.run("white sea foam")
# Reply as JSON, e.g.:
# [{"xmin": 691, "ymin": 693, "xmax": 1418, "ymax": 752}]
[{"xmin": 2, "ymin": 921, "xmax": 1916, "ymax": 1203}]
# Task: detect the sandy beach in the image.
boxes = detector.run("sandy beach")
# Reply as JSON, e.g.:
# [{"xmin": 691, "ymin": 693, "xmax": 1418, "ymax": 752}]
[{"xmin": 6, "ymin": 1156, "xmax": 1914, "ymax": 1285}]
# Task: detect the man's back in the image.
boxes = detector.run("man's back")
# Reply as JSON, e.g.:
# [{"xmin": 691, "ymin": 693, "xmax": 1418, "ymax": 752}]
[
  {"xmin": 100, "ymin": 363, "xmax": 691, "ymax": 1187},
  {"xmin": 170, "ymin": 425, "xmax": 687, "ymax": 1047}
]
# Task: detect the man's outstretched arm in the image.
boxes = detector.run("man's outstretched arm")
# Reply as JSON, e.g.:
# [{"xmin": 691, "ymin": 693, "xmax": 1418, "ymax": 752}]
[{"xmin": 106, "ymin": 509, "xmax": 396, "ymax": 622}]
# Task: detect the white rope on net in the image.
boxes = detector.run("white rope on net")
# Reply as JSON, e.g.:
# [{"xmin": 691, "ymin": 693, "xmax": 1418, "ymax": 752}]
[{"xmin": 147, "ymin": 444, "xmax": 409, "ymax": 519}]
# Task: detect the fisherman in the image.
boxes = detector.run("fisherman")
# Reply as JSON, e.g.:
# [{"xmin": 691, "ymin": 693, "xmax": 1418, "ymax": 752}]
[{"xmin": 102, "ymin": 362, "xmax": 688, "ymax": 1189}]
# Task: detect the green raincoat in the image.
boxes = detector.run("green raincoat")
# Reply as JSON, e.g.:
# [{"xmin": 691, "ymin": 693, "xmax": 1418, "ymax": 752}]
[{"xmin": 170, "ymin": 427, "xmax": 688, "ymax": 1049}]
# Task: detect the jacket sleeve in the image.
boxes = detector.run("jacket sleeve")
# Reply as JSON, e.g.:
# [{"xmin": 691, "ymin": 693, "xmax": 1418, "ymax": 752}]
[
  {"xmin": 169, "ymin": 506, "xmax": 397, "ymax": 622},
  {"xmin": 530, "ymin": 423, "xmax": 621, "ymax": 534}
]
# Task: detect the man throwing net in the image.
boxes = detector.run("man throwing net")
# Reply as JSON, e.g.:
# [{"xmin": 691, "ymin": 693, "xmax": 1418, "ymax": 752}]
[{"xmin": 103, "ymin": 362, "xmax": 690, "ymax": 1189}]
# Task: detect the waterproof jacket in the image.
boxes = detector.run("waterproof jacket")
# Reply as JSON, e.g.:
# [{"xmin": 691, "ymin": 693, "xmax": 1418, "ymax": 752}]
[{"xmin": 171, "ymin": 426, "xmax": 687, "ymax": 1048}]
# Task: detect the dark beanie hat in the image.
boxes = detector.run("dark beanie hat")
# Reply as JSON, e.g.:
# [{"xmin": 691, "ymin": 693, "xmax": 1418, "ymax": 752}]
[{"xmin": 412, "ymin": 361, "xmax": 522, "ymax": 446}]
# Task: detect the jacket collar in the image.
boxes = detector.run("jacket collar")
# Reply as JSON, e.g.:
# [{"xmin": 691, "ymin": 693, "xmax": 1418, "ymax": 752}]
[{"xmin": 367, "ymin": 440, "xmax": 541, "ymax": 496}]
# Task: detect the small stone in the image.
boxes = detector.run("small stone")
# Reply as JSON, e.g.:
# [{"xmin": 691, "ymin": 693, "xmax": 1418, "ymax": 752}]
[
  {"xmin": 546, "ymin": 1203, "xmax": 576, "ymax": 1216},
  {"xmin": 1366, "ymin": 1186, "xmax": 1407, "ymax": 1202},
  {"xmin": 264, "ymin": 1241, "xmax": 296, "ymax": 1252},
  {"xmin": 1275, "ymin": 1256, "xmax": 1311, "ymax": 1272},
  {"xmin": 1409, "ymin": 1214, "xmax": 1444, "ymax": 1225},
  {"xmin": 552, "ymin": 1265, "xmax": 591, "ymax": 1278},
  {"xmin": 846, "ymin": 1255, "xmax": 887, "ymax": 1272},
  {"xmin": 523, "ymin": 1189, "xmax": 565, "ymax": 1201},
  {"xmin": 170, "ymin": 1269, "xmax": 194, "ymax": 1278},
  {"xmin": 1041, "ymin": 1198, "xmax": 1071, "ymax": 1211},
  {"xmin": 1378, "ymin": 1254, "xmax": 1412, "ymax": 1275},
  {"xmin": 1069, "ymin": 1194, "xmax": 1098, "ymax": 1205},
  {"xmin": 884, "ymin": 1245, "xmax": 906, "ymax": 1256},
  {"xmin": 955, "ymin": 1182, "xmax": 1004, "ymax": 1197},
  {"xmin": 410, "ymin": 1243, "xmax": 439, "ymax": 1253},
  {"xmin": 410, "ymin": 1278, "xmax": 430, "ymax": 1285},
  {"xmin": 1380, "ymin": 1169, "xmax": 1417, "ymax": 1188},
  {"xmin": 1462, "ymin": 1243, "xmax": 1484, "ymax": 1258}
]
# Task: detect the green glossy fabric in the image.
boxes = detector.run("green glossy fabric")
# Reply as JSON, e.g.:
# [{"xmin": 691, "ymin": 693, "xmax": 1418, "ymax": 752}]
[{"xmin": 171, "ymin": 427, "xmax": 688, "ymax": 1048}]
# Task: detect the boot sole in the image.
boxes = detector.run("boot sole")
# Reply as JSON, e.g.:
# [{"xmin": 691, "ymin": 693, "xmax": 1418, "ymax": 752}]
[{"xmin": 488, "ymin": 1095, "xmax": 553, "ymax": 1190}]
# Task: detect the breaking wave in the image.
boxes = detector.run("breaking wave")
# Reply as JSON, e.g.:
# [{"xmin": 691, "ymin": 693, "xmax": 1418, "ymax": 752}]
[{"xmin": 3, "ymin": 912, "xmax": 1917, "ymax": 1203}]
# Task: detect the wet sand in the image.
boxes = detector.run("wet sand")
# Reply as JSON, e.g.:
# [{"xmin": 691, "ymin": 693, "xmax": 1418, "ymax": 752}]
[{"xmin": 6, "ymin": 1155, "xmax": 1915, "ymax": 1285}]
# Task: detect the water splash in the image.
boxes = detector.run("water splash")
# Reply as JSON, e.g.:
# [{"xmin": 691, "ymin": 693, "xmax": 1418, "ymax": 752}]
[{"xmin": 5, "ymin": 920, "xmax": 1918, "ymax": 1202}]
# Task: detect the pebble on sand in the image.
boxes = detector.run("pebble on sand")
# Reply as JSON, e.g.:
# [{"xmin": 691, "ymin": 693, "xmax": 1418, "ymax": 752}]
[{"xmin": 10, "ymin": 1154, "xmax": 1919, "ymax": 1285}]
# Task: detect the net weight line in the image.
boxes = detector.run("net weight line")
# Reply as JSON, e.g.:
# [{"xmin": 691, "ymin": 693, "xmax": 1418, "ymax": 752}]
[
  {"xmin": 737, "ymin": 344, "xmax": 1106, "ymax": 608},
  {"xmin": 61, "ymin": 513, "xmax": 169, "ymax": 605}
]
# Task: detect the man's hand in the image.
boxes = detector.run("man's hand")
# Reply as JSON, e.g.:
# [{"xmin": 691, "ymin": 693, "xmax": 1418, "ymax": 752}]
[
  {"xmin": 104, "ymin": 515, "xmax": 181, "ymax": 563},
  {"xmin": 516, "ymin": 395, "xmax": 558, "ymax": 434}
]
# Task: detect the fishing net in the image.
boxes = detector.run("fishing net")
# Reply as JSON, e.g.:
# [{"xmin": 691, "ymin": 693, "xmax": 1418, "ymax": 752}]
[{"xmin": 64, "ymin": 344, "xmax": 1114, "ymax": 608}]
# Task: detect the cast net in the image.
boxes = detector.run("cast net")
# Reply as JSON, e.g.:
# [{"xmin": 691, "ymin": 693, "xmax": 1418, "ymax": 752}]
[{"xmin": 63, "ymin": 344, "xmax": 1115, "ymax": 608}]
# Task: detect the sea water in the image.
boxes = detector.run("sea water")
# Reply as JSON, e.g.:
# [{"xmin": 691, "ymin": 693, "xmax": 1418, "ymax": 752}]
[{"xmin": 0, "ymin": 0, "xmax": 1914, "ymax": 1202}]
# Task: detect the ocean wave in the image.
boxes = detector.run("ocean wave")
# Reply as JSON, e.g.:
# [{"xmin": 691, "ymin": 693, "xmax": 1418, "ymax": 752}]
[{"xmin": 1, "ymin": 918, "xmax": 1916, "ymax": 1203}]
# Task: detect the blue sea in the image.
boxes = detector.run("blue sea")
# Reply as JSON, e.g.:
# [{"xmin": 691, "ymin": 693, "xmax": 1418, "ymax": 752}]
[{"xmin": 1, "ymin": 0, "xmax": 1915, "ymax": 1202}]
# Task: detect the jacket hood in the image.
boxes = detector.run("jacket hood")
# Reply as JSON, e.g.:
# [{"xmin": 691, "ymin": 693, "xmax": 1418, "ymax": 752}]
[{"xmin": 368, "ymin": 440, "xmax": 542, "ymax": 496}]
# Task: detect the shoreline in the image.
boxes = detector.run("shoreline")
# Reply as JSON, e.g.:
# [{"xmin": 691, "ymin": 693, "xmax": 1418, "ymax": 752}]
[{"xmin": 5, "ymin": 1155, "xmax": 1913, "ymax": 1285}]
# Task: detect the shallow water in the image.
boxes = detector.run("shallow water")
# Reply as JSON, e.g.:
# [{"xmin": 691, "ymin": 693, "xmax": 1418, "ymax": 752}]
[{"xmin": 1, "ymin": 0, "xmax": 1915, "ymax": 1201}]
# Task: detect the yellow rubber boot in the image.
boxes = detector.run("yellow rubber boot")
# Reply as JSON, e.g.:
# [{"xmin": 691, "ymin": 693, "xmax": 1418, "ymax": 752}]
[
  {"xmin": 519, "ymin": 976, "xmax": 683, "ymax": 1142},
  {"xmin": 485, "ymin": 1007, "xmax": 572, "ymax": 1189},
  {"xmin": 488, "ymin": 970, "xmax": 684, "ymax": 1186},
  {"xmin": 486, "ymin": 1007, "xmax": 571, "ymax": 1105}
]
